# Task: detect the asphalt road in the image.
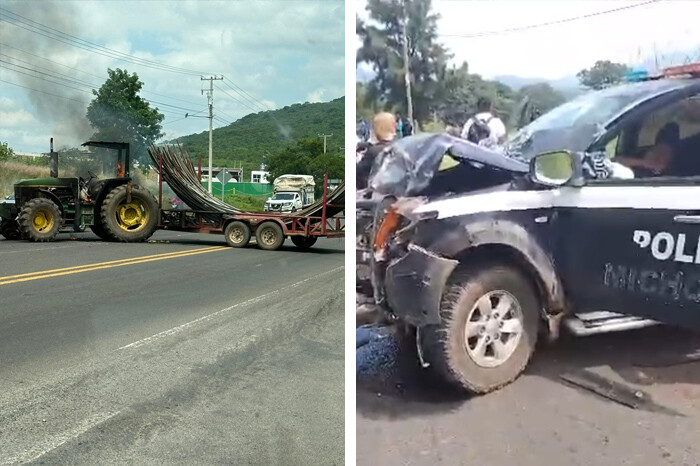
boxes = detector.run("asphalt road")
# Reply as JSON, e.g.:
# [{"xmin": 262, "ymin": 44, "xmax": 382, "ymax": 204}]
[
  {"xmin": 0, "ymin": 230, "xmax": 344, "ymax": 465},
  {"xmin": 357, "ymin": 323, "xmax": 700, "ymax": 466}
]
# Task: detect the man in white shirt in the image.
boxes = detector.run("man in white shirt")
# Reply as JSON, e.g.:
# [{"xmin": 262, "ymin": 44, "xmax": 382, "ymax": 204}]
[{"xmin": 460, "ymin": 97, "xmax": 507, "ymax": 148}]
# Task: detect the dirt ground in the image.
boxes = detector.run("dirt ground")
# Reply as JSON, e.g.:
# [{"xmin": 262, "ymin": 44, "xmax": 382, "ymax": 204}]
[{"xmin": 357, "ymin": 323, "xmax": 700, "ymax": 466}]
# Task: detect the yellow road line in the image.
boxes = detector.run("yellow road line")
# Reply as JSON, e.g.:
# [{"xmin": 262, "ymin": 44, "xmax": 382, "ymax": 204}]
[
  {"xmin": 0, "ymin": 246, "xmax": 228, "ymax": 286},
  {"xmin": 0, "ymin": 246, "xmax": 224, "ymax": 281}
]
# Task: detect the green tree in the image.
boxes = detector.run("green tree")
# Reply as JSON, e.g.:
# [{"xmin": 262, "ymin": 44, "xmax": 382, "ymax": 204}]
[
  {"xmin": 356, "ymin": 82, "xmax": 379, "ymax": 120},
  {"xmin": 357, "ymin": 0, "xmax": 450, "ymax": 122},
  {"xmin": 577, "ymin": 60, "xmax": 630, "ymax": 90},
  {"xmin": 0, "ymin": 141, "xmax": 14, "ymax": 162},
  {"xmin": 434, "ymin": 63, "xmax": 516, "ymax": 129},
  {"xmin": 512, "ymin": 83, "xmax": 566, "ymax": 127},
  {"xmin": 263, "ymin": 138, "xmax": 344, "ymax": 197},
  {"xmin": 86, "ymin": 68, "xmax": 164, "ymax": 163}
]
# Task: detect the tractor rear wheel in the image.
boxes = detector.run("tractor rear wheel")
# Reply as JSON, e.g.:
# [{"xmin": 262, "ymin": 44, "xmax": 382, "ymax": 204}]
[
  {"xmin": 255, "ymin": 221, "xmax": 285, "ymax": 250},
  {"xmin": 0, "ymin": 218, "xmax": 21, "ymax": 240},
  {"xmin": 18, "ymin": 198, "xmax": 62, "ymax": 242},
  {"xmin": 291, "ymin": 235, "xmax": 317, "ymax": 250},
  {"xmin": 224, "ymin": 221, "xmax": 251, "ymax": 248},
  {"xmin": 101, "ymin": 184, "xmax": 158, "ymax": 242}
]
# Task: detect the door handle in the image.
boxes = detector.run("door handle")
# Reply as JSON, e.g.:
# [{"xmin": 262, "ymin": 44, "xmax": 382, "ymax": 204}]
[{"xmin": 673, "ymin": 215, "xmax": 700, "ymax": 224}]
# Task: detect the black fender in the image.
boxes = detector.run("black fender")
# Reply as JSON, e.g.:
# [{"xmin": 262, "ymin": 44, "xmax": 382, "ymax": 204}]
[
  {"xmin": 37, "ymin": 189, "xmax": 65, "ymax": 215},
  {"xmin": 93, "ymin": 178, "xmax": 130, "ymax": 209},
  {"xmin": 430, "ymin": 219, "xmax": 566, "ymax": 314}
]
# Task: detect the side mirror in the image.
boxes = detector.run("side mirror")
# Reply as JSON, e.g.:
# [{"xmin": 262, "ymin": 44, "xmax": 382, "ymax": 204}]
[{"xmin": 530, "ymin": 150, "xmax": 575, "ymax": 187}]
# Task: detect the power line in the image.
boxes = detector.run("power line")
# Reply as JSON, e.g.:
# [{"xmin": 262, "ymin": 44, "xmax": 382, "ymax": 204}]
[
  {"xmin": 0, "ymin": 7, "xmax": 276, "ymax": 125},
  {"xmin": 214, "ymin": 83, "xmax": 261, "ymax": 114},
  {"xmin": 0, "ymin": 60, "xmax": 202, "ymax": 112},
  {"xmin": 0, "ymin": 9, "xmax": 272, "ymax": 117},
  {"xmin": 0, "ymin": 77, "xmax": 89, "ymax": 104},
  {"xmin": 221, "ymin": 79, "xmax": 268, "ymax": 112},
  {"xmin": 0, "ymin": 7, "xmax": 212, "ymax": 76},
  {"xmin": 224, "ymin": 77, "xmax": 273, "ymax": 111},
  {"xmin": 0, "ymin": 44, "xmax": 207, "ymax": 106},
  {"xmin": 441, "ymin": 0, "xmax": 661, "ymax": 39}
]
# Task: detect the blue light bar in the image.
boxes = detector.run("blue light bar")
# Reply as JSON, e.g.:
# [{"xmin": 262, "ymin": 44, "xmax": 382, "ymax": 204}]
[{"xmin": 624, "ymin": 69, "xmax": 649, "ymax": 82}]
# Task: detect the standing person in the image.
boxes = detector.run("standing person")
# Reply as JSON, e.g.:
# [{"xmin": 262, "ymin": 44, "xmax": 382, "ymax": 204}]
[
  {"xmin": 401, "ymin": 116, "xmax": 413, "ymax": 137},
  {"xmin": 460, "ymin": 97, "xmax": 507, "ymax": 148},
  {"xmin": 357, "ymin": 112, "xmax": 396, "ymax": 190},
  {"xmin": 395, "ymin": 113, "xmax": 404, "ymax": 139}
]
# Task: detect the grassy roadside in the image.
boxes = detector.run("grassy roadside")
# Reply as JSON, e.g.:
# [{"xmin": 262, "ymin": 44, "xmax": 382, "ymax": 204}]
[
  {"xmin": 224, "ymin": 192, "xmax": 266, "ymax": 212},
  {"xmin": 0, "ymin": 161, "xmax": 78, "ymax": 198}
]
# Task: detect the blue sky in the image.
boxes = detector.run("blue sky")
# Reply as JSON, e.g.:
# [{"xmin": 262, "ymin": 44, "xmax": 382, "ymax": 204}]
[
  {"xmin": 0, "ymin": 0, "xmax": 344, "ymax": 153},
  {"xmin": 358, "ymin": 0, "xmax": 700, "ymax": 81}
]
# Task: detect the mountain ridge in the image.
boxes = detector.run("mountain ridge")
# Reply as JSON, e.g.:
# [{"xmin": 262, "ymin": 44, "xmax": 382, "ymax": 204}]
[{"xmin": 172, "ymin": 97, "xmax": 345, "ymax": 177}]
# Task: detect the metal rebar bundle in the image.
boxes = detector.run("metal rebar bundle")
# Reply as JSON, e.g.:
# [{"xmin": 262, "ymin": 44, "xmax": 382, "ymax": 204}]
[{"xmin": 148, "ymin": 143, "xmax": 344, "ymax": 221}]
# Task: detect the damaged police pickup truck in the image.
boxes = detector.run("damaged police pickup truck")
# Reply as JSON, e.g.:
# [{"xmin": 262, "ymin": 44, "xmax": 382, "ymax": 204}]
[{"xmin": 358, "ymin": 70, "xmax": 700, "ymax": 394}]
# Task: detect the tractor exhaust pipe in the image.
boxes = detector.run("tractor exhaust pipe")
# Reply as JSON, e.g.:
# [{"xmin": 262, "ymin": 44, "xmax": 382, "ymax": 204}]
[{"xmin": 49, "ymin": 137, "xmax": 58, "ymax": 178}]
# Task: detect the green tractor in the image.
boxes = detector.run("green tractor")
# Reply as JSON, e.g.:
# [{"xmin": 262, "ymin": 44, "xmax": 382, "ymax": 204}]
[{"xmin": 0, "ymin": 140, "xmax": 159, "ymax": 243}]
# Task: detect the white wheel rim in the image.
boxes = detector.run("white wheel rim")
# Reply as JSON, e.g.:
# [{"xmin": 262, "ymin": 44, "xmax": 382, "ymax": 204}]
[{"xmin": 464, "ymin": 290, "xmax": 523, "ymax": 368}]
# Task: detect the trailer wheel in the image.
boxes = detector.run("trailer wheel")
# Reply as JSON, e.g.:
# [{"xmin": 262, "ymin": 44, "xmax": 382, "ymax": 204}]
[
  {"xmin": 101, "ymin": 184, "xmax": 158, "ymax": 242},
  {"xmin": 18, "ymin": 198, "xmax": 62, "ymax": 242},
  {"xmin": 255, "ymin": 221, "xmax": 285, "ymax": 250},
  {"xmin": 0, "ymin": 219, "xmax": 21, "ymax": 240},
  {"xmin": 291, "ymin": 236, "xmax": 317, "ymax": 250},
  {"xmin": 224, "ymin": 221, "xmax": 251, "ymax": 248}
]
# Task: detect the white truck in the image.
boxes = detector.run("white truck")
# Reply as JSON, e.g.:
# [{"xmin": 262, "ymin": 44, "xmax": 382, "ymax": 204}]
[{"xmin": 263, "ymin": 174, "xmax": 315, "ymax": 213}]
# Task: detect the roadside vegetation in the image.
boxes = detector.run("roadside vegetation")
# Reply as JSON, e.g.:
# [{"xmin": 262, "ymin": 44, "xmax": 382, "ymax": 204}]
[
  {"xmin": 357, "ymin": 0, "xmax": 632, "ymax": 132},
  {"xmin": 224, "ymin": 192, "xmax": 266, "ymax": 212}
]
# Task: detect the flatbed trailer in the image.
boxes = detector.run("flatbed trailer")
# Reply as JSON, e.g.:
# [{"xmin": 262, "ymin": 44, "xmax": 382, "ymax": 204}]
[{"xmin": 156, "ymin": 165, "xmax": 344, "ymax": 251}]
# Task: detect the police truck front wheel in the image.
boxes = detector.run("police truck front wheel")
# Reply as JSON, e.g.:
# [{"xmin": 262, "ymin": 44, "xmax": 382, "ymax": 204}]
[
  {"xmin": 421, "ymin": 264, "xmax": 539, "ymax": 394},
  {"xmin": 255, "ymin": 222, "xmax": 285, "ymax": 250}
]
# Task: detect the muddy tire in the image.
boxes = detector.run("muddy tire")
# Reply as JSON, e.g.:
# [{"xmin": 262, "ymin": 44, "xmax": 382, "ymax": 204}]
[
  {"xmin": 90, "ymin": 220, "xmax": 114, "ymax": 241},
  {"xmin": 224, "ymin": 221, "xmax": 251, "ymax": 248},
  {"xmin": 100, "ymin": 184, "xmax": 158, "ymax": 242},
  {"xmin": 18, "ymin": 198, "xmax": 62, "ymax": 242},
  {"xmin": 0, "ymin": 218, "xmax": 21, "ymax": 240},
  {"xmin": 255, "ymin": 221, "xmax": 285, "ymax": 250},
  {"xmin": 421, "ymin": 265, "xmax": 540, "ymax": 394},
  {"xmin": 291, "ymin": 235, "xmax": 317, "ymax": 250}
]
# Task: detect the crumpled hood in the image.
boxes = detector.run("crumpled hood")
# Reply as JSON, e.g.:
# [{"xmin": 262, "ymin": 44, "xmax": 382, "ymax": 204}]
[{"xmin": 368, "ymin": 133, "xmax": 528, "ymax": 198}]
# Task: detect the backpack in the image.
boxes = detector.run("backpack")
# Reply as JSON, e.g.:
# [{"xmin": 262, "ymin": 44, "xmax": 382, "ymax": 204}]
[
  {"xmin": 466, "ymin": 115, "xmax": 493, "ymax": 144},
  {"xmin": 402, "ymin": 119, "xmax": 413, "ymax": 137}
]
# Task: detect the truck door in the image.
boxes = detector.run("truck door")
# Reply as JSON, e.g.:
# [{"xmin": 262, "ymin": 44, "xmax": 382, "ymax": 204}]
[{"xmin": 554, "ymin": 179, "xmax": 700, "ymax": 330}]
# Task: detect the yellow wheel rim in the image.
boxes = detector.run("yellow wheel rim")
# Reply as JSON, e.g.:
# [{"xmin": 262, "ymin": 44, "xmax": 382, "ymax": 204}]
[
  {"xmin": 116, "ymin": 200, "xmax": 148, "ymax": 231},
  {"xmin": 32, "ymin": 209, "xmax": 54, "ymax": 233}
]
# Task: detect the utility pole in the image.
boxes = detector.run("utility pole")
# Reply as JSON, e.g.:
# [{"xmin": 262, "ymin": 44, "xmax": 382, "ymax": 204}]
[
  {"xmin": 401, "ymin": 3, "xmax": 413, "ymax": 123},
  {"xmin": 318, "ymin": 133, "xmax": 332, "ymax": 154},
  {"xmin": 201, "ymin": 75, "xmax": 223, "ymax": 193}
]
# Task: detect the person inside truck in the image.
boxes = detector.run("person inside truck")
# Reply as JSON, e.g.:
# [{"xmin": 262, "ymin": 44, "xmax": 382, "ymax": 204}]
[{"xmin": 616, "ymin": 122, "xmax": 680, "ymax": 176}]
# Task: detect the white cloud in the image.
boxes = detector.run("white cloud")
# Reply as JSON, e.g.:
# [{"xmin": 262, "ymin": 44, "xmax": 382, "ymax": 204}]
[
  {"xmin": 0, "ymin": 109, "xmax": 35, "ymax": 126},
  {"xmin": 0, "ymin": 0, "xmax": 344, "ymax": 152},
  {"xmin": 307, "ymin": 88, "xmax": 327, "ymax": 103}
]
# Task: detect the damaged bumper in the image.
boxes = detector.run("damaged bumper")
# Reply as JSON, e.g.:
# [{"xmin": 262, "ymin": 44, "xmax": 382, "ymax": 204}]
[{"xmin": 382, "ymin": 244, "xmax": 457, "ymax": 327}]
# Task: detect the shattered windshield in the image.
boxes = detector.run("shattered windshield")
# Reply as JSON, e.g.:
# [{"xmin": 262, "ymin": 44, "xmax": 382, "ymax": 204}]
[{"xmin": 504, "ymin": 80, "xmax": 687, "ymax": 161}]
